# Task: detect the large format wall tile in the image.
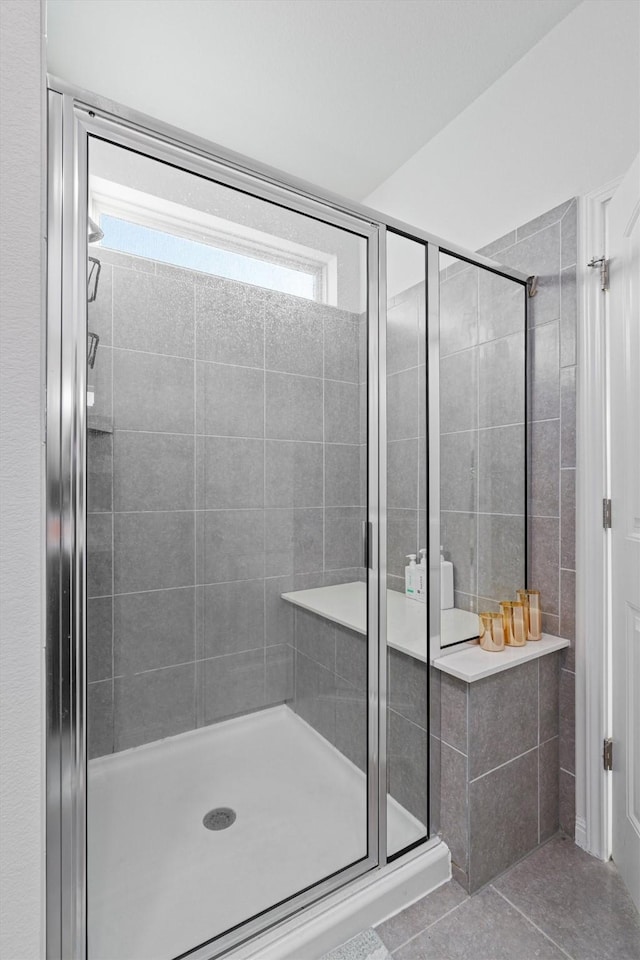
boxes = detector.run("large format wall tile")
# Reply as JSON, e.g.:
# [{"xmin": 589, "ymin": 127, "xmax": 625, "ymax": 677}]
[
  {"xmin": 539, "ymin": 736, "xmax": 560, "ymax": 842},
  {"xmin": 87, "ymin": 513, "xmax": 113, "ymax": 598},
  {"xmin": 87, "ymin": 432, "xmax": 113, "ymax": 513},
  {"xmin": 294, "ymin": 650, "xmax": 336, "ymax": 744},
  {"xmin": 265, "ymin": 643, "xmax": 293, "ymax": 704},
  {"xmin": 440, "ymin": 266, "xmax": 478, "ymax": 358},
  {"xmin": 196, "ymin": 580, "xmax": 264, "ymax": 659},
  {"xmin": 529, "ymin": 320, "xmax": 560, "ymax": 421},
  {"xmin": 440, "ymin": 350, "xmax": 477, "ymax": 434},
  {"xmin": 197, "ymin": 509, "xmax": 264, "ymax": 584},
  {"xmin": 196, "ymin": 436, "xmax": 264, "ymax": 509},
  {"xmin": 114, "ymin": 350, "xmax": 194, "ymax": 434},
  {"xmin": 195, "ymin": 276, "xmax": 265, "ymax": 367},
  {"xmin": 468, "ymin": 661, "xmax": 538, "ymax": 779},
  {"xmin": 477, "ymin": 514, "xmax": 526, "ymax": 602},
  {"xmin": 478, "ymin": 268, "xmax": 523, "ymax": 343},
  {"xmin": 325, "ymin": 444, "xmax": 361, "ymax": 506},
  {"xmin": 440, "ymin": 741, "xmax": 469, "ymax": 874},
  {"xmin": 114, "ymin": 431, "xmax": 194, "ymax": 512},
  {"xmin": 529, "ymin": 419, "xmax": 560, "ymax": 518},
  {"xmin": 324, "ymin": 379, "xmax": 361, "ymax": 443},
  {"xmin": 387, "ymin": 367, "xmax": 421, "ymax": 440},
  {"xmin": 264, "ymin": 440, "xmax": 323, "ymax": 508},
  {"xmin": 113, "ymin": 268, "xmax": 194, "ymax": 358},
  {"xmin": 265, "ymin": 295, "xmax": 324, "ymax": 377},
  {"xmin": 469, "ymin": 748, "xmax": 538, "ymax": 891},
  {"xmin": 115, "ymin": 511, "xmax": 194, "ymax": 593},
  {"xmin": 539, "ymin": 653, "xmax": 560, "ymax": 743},
  {"xmin": 478, "ymin": 332, "xmax": 525, "ymax": 428},
  {"xmin": 387, "ymin": 296, "xmax": 421, "ymax": 373},
  {"xmin": 324, "ymin": 314, "xmax": 360, "ymax": 383},
  {"xmin": 478, "ymin": 424, "xmax": 525, "ymax": 516},
  {"xmin": 440, "ymin": 673, "xmax": 467, "ymax": 754},
  {"xmin": 265, "ymin": 371, "xmax": 323, "ymax": 442},
  {"xmin": 114, "ymin": 587, "xmax": 195, "ymax": 675},
  {"xmin": 198, "ymin": 648, "xmax": 266, "ymax": 725},
  {"xmin": 87, "ymin": 597, "xmax": 113, "ymax": 683},
  {"xmin": 196, "ymin": 361, "xmax": 264, "ymax": 438},
  {"xmin": 114, "ymin": 663, "xmax": 196, "ymax": 750},
  {"xmin": 388, "ymin": 710, "xmax": 428, "ymax": 827},
  {"xmin": 388, "ymin": 648, "xmax": 427, "ymax": 729},
  {"xmin": 441, "ymin": 431, "xmax": 477, "ymax": 514},
  {"xmin": 88, "ymin": 681, "xmax": 113, "ymax": 759}
]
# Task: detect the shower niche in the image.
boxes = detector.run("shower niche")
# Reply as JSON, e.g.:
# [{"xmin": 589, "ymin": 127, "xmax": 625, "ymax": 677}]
[{"xmin": 47, "ymin": 88, "xmax": 530, "ymax": 960}]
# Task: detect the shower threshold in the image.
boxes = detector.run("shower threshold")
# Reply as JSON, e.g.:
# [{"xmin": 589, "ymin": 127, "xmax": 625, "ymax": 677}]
[{"xmin": 87, "ymin": 704, "xmax": 424, "ymax": 960}]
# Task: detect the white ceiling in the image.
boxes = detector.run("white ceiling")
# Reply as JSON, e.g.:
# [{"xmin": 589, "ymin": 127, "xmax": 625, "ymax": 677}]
[{"xmin": 46, "ymin": 0, "xmax": 581, "ymax": 199}]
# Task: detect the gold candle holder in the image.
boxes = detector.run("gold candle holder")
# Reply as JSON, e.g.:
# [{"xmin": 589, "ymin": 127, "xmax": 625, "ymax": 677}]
[
  {"xmin": 501, "ymin": 600, "xmax": 527, "ymax": 646},
  {"xmin": 479, "ymin": 612, "xmax": 505, "ymax": 652},
  {"xmin": 517, "ymin": 589, "xmax": 542, "ymax": 640}
]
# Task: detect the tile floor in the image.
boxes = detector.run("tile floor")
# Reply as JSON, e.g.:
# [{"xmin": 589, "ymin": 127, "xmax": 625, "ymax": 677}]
[{"xmin": 373, "ymin": 834, "xmax": 640, "ymax": 959}]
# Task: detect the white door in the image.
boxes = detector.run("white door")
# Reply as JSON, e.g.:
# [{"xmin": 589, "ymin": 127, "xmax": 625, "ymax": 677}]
[{"xmin": 610, "ymin": 155, "xmax": 640, "ymax": 911}]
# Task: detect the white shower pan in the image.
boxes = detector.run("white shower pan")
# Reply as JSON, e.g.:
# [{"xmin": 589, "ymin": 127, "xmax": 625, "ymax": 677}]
[{"xmin": 88, "ymin": 705, "xmax": 427, "ymax": 960}]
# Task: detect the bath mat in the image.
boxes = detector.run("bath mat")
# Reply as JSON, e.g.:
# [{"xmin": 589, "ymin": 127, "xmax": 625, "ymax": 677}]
[{"xmin": 320, "ymin": 928, "xmax": 392, "ymax": 960}]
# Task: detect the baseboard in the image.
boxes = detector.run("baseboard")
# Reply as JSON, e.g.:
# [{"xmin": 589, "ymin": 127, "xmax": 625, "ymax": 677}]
[
  {"xmin": 236, "ymin": 840, "xmax": 451, "ymax": 960},
  {"xmin": 575, "ymin": 816, "xmax": 587, "ymax": 851}
]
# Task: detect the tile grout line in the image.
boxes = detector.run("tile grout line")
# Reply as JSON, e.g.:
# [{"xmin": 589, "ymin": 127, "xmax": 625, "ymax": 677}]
[
  {"xmin": 469, "ymin": 744, "xmax": 538, "ymax": 784},
  {"xmin": 491, "ymin": 886, "xmax": 576, "ymax": 960},
  {"xmin": 537, "ymin": 659, "xmax": 541, "ymax": 844},
  {"xmin": 388, "ymin": 895, "xmax": 472, "ymax": 955}
]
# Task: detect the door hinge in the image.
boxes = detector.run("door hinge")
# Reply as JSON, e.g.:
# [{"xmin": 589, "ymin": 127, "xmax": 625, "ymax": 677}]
[
  {"xmin": 603, "ymin": 738, "xmax": 613, "ymax": 771},
  {"xmin": 588, "ymin": 256, "xmax": 609, "ymax": 292},
  {"xmin": 603, "ymin": 498, "xmax": 612, "ymax": 529}
]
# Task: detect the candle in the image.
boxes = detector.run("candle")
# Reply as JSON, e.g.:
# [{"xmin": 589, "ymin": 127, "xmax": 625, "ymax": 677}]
[{"xmin": 518, "ymin": 589, "xmax": 542, "ymax": 641}]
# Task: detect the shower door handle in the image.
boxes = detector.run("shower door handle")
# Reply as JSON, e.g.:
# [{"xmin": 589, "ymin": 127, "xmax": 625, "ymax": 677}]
[{"xmin": 362, "ymin": 521, "xmax": 372, "ymax": 570}]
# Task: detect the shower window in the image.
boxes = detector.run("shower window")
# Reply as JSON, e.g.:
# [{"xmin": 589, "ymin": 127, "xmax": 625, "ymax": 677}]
[{"xmin": 90, "ymin": 179, "xmax": 336, "ymax": 301}]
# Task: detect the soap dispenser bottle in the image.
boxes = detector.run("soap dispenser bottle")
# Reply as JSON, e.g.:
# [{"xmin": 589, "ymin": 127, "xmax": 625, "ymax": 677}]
[
  {"xmin": 415, "ymin": 548, "xmax": 427, "ymax": 603},
  {"xmin": 404, "ymin": 555, "xmax": 417, "ymax": 598},
  {"xmin": 440, "ymin": 546, "xmax": 454, "ymax": 610}
]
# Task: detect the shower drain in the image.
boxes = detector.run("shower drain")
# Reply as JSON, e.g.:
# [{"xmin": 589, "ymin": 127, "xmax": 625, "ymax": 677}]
[{"xmin": 203, "ymin": 807, "xmax": 236, "ymax": 831}]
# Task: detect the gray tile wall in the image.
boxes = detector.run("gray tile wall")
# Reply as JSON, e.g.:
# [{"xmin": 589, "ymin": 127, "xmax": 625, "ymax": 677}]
[
  {"xmin": 439, "ymin": 259, "xmax": 526, "ymax": 614},
  {"xmin": 292, "ymin": 609, "xmax": 368, "ymax": 771},
  {"xmin": 437, "ymin": 653, "xmax": 561, "ymax": 892},
  {"xmin": 291, "ymin": 609, "xmax": 429, "ymax": 828},
  {"xmin": 477, "ymin": 199, "xmax": 577, "ymax": 835},
  {"xmin": 386, "ymin": 284, "xmax": 427, "ymax": 591},
  {"xmin": 87, "ymin": 248, "xmax": 365, "ymax": 757}
]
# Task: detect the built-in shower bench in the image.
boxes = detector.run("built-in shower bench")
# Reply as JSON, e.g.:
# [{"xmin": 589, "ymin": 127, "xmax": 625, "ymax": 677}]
[
  {"xmin": 281, "ymin": 580, "xmax": 569, "ymax": 679},
  {"xmin": 281, "ymin": 580, "xmax": 478, "ymax": 658}
]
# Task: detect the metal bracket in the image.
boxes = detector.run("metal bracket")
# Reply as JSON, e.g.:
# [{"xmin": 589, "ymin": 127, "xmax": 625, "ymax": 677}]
[
  {"xmin": 603, "ymin": 498, "xmax": 612, "ymax": 530},
  {"xmin": 588, "ymin": 256, "xmax": 609, "ymax": 292},
  {"xmin": 603, "ymin": 737, "xmax": 613, "ymax": 771},
  {"xmin": 526, "ymin": 275, "xmax": 538, "ymax": 298}
]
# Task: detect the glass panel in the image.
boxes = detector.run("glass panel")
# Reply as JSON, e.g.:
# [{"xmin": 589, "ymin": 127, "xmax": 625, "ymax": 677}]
[
  {"xmin": 385, "ymin": 230, "xmax": 429, "ymax": 859},
  {"xmin": 85, "ymin": 138, "xmax": 370, "ymax": 959},
  {"xmin": 438, "ymin": 252, "xmax": 527, "ymax": 647}
]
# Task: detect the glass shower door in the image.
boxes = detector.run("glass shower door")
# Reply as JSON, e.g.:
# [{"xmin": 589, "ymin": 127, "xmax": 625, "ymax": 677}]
[{"xmin": 85, "ymin": 135, "xmax": 375, "ymax": 959}]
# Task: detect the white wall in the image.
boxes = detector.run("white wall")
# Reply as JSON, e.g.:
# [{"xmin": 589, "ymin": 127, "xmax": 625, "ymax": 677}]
[
  {"xmin": 0, "ymin": 1, "xmax": 45, "ymax": 957},
  {"xmin": 365, "ymin": 0, "xmax": 640, "ymax": 253}
]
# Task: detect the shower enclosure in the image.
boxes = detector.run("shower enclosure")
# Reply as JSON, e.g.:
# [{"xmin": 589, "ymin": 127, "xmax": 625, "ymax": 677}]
[{"xmin": 46, "ymin": 82, "xmax": 529, "ymax": 960}]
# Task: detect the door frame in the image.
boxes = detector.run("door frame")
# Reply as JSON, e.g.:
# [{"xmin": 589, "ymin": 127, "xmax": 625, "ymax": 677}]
[{"xmin": 575, "ymin": 176, "xmax": 622, "ymax": 860}]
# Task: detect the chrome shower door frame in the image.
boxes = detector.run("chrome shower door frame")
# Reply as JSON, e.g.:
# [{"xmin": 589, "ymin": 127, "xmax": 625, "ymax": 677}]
[
  {"xmin": 46, "ymin": 87, "xmax": 384, "ymax": 960},
  {"xmin": 46, "ymin": 77, "xmax": 531, "ymax": 960}
]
